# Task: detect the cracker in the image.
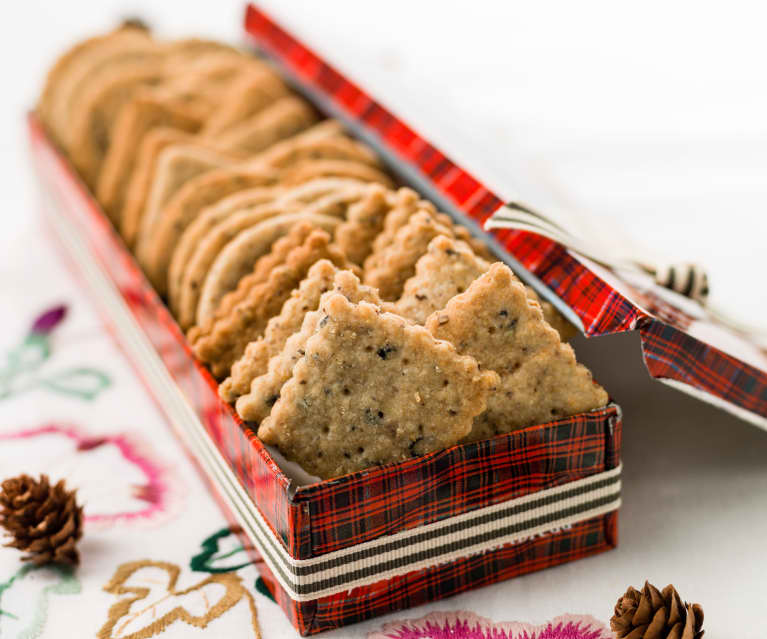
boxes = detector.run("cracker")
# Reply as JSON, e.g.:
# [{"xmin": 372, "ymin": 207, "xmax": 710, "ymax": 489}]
[
  {"xmin": 259, "ymin": 176, "xmax": 368, "ymax": 203},
  {"xmin": 257, "ymin": 134, "xmax": 381, "ymax": 170},
  {"xmin": 38, "ymin": 27, "xmax": 147, "ymax": 135},
  {"xmin": 158, "ymin": 51, "xmax": 266, "ymax": 119},
  {"xmin": 201, "ymin": 68, "xmax": 290, "ymax": 136},
  {"xmin": 193, "ymin": 213, "xmax": 342, "ymax": 332},
  {"xmin": 120, "ymin": 127, "xmax": 198, "ymax": 246},
  {"xmin": 141, "ymin": 166, "xmax": 277, "ymax": 294},
  {"xmin": 369, "ymin": 191, "xmax": 434, "ymax": 257},
  {"xmin": 134, "ymin": 143, "xmax": 242, "ymax": 271},
  {"xmin": 44, "ymin": 28, "xmax": 157, "ymax": 148},
  {"xmin": 200, "ymin": 222, "xmax": 319, "ymax": 333},
  {"xmin": 256, "ymin": 293, "xmax": 497, "ymax": 479},
  {"xmin": 222, "ymin": 260, "xmax": 340, "ymax": 404},
  {"xmin": 214, "ymin": 95, "xmax": 318, "ymax": 156},
  {"xmin": 363, "ymin": 210, "xmax": 456, "ymax": 301},
  {"xmin": 160, "ymin": 38, "xmax": 240, "ymax": 68},
  {"xmin": 394, "ymin": 235, "xmax": 492, "ymax": 324},
  {"xmin": 167, "ymin": 185, "xmax": 285, "ymax": 314},
  {"xmin": 192, "ymin": 228, "xmax": 354, "ymax": 379},
  {"xmin": 68, "ymin": 64, "xmax": 165, "ymax": 188},
  {"xmin": 279, "ymin": 159, "xmax": 394, "ymax": 188},
  {"xmin": 395, "ymin": 236, "xmax": 575, "ymax": 338},
  {"xmin": 425, "ymin": 263, "xmax": 608, "ymax": 441},
  {"xmin": 334, "ymin": 184, "xmax": 403, "ymax": 264},
  {"xmin": 537, "ymin": 303, "xmax": 578, "ymax": 342},
  {"xmin": 174, "ymin": 178, "xmax": 366, "ymax": 328},
  {"xmin": 96, "ymin": 95, "xmax": 203, "ymax": 222},
  {"xmin": 233, "ymin": 268, "xmax": 383, "ymax": 418},
  {"xmin": 177, "ymin": 204, "xmax": 308, "ymax": 329},
  {"xmin": 299, "ymin": 181, "xmax": 375, "ymax": 218}
]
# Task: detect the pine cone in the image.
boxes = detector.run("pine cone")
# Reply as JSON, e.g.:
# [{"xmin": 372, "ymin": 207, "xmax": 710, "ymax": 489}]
[
  {"xmin": 0, "ymin": 474, "xmax": 83, "ymax": 566},
  {"xmin": 611, "ymin": 581, "xmax": 704, "ymax": 639}
]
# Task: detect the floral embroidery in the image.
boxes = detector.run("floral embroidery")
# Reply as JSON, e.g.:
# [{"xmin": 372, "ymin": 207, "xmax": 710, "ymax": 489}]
[
  {"xmin": 190, "ymin": 528, "xmax": 275, "ymax": 603},
  {"xmin": 190, "ymin": 528, "xmax": 251, "ymax": 574},
  {"xmin": 98, "ymin": 560, "xmax": 260, "ymax": 639},
  {"xmin": 368, "ymin": 611, "xmax": 612, "ymax": 639},
  {"xmin": 0, "ymin": 304, "xmax": 110, "ymax": 401},
  {"xmin": 0, "ymin": 563, "xmax": 81, "ymax": 639},
  {"xmin": 0, "ymin": 424, "xmax": 182, "ymax": 528}
]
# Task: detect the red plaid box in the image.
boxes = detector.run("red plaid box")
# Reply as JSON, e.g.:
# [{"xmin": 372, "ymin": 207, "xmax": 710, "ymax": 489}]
[{"xmin": 27, "ymin": 8, "xmax": 626, "ymax": 636}]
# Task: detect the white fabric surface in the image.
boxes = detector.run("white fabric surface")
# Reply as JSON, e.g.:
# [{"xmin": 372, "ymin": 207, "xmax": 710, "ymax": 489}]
[{"xmin": 1, "ymin": 2, "xmax": 766, "ymax": 637}]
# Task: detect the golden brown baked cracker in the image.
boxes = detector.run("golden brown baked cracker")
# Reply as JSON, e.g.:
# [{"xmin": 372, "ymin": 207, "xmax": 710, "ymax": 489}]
[
  {"xmin": 538, "ymin": 303, "xmax": 578, "ymax": 341},
  {"xmin": 219, "ymin": 260, "xmax": 342, "ymax": 404},
  {"xmin": 202, "ymin": 222, "xmax": 318, "ymax": 333},
  {"xmin": 234, "ymin": 269, "xmax": 384, "ymax": 421},
  {"xmin": 334, "ymin": 185, "xmax": 406, "ymax": 264},
  {"xmin": 214, "ymin": 95, "xmax": 318, "ymax": 156},
  {"xmin": 202, "ymin": 69, "xmax": 290, "ymax": 136},
  {"xmin": 120, "ymin": 127, "xmax": 198, "ymax": 247},
  {"xmin": 193, "ymin": 213, "xmax": 342, "ymax": 330},
  {"xmin": 96, "ymin": 95, "xmax": 203, "ymax": 222},
  {"xmin": 68, "ymin": 64, "xmax": 165, "ymax": 188},
  {"xmin": 158, "ymin": 50, "xmax": 264, "ymax": 119},
  {"xmin": 167, "ymin": 186, "xmax": 284, "ymax": 314},
  {"xmin": 363, "ymin": 210, "xmax": 455, "ymax": 301},
  {"xmin": 141, "ymin": 166, "xmax": 277, "ymax": 294},
  {"xmin": 257, "ymin": 134, "xmax": 381, "ymax": 170},
  {"xmin": 425, "ymin": 263, "xmax": 608, "ymax": 441},
  {"xmin": 177, "ymin": 205, "xmax": 309, "ymax": 329},
  {"xmin": 134, "ymin": 144, "xmax": 242, "ymax": 271},
  {"xmin": 42, "ymin": 28, "xmax": 156, "ymax": 148},
  {"xmin": 394, "ymin": 235, "xmax": 492, "ymax": 324},
  {"xmin": 175, "ymin": 179, "xmax": 366, "ymax": 329},
  {"xmin": 369, "ymin": 192, "xmax": 434, "ymax": 258},
  {"xmin": 256, "ymin": 293, "xmax": 497, "ymax": 479},
  {"xmin": 192, "ymin": 229, "xmax": 354, "ymax": 379},
  {"xmin": 38, "ymin": 27, "xmax": 145, "ymax": 134},
  {"xmin": 395, "ymin": 235, "xmax": 574, "ymax": 338},
  {"xmin": 279, "ymin": 159, "xmax": 394, "ymax": 189}
]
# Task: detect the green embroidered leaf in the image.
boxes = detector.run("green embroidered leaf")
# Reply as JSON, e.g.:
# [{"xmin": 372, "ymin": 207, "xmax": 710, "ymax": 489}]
[
  {"xmin": 0, "ymin": 564, "xmax": 81, "ymax": 639},
  {"xmin": 191, "ymin": 528, "xmax": 251, "ymax": 574},
  {"xmin": 39, "ymin": 367, "xmax": 111, "ymax": 401},
  {"xmin": 0, "ymin": 334, "xmax": 50, "ymax": 383},
  {"xmin": 255, "ymin": 577, "xmax": 276, "ymax": 603}
]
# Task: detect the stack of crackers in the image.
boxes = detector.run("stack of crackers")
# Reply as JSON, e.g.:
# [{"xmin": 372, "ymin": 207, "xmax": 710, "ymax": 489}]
[{"xmin": 38, "ymin": 24, "xmax": 608, "ymax": 479}]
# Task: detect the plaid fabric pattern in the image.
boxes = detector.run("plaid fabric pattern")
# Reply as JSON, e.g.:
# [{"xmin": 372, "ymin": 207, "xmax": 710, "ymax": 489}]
[
  {"xmin": 244, "ymin": 4, "xmax": 767, "ymax": 422},
  {"xmin": 299, "ymin": 408, "xmax": 620, "ymax": 556}
]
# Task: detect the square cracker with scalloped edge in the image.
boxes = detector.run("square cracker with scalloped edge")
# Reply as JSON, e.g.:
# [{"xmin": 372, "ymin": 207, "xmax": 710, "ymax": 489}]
[
  {"xmin": 256, "ymin": 293, "xmax": 497, "ymax": 479},
  {"xmin": 425, "ymin": 262, "xmax": 608, "ymax": 442},
  {"xmin": 231, "ymin": 266, "xmax": 383, "ymax": 417}
]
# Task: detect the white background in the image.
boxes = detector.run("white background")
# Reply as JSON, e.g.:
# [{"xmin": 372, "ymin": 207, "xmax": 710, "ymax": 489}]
[{"xmin": 1, "ymin": 2, "xmax": 766, "ymax": 637}]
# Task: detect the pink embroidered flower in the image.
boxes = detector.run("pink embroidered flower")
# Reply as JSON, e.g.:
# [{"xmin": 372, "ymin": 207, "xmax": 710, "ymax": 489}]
[
  {"xmin": 368, "ymin": 611, "xmax": 612, "ymax": 639},
  {"xmin": 0, "ymin": 424, "xmax": 183, "ymax": 528}
]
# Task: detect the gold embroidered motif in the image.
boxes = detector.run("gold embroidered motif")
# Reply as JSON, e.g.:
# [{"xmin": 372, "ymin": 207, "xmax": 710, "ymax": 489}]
[{"xmin": 98, "ymin": 560, "xmax": 260, "ymax": 638}]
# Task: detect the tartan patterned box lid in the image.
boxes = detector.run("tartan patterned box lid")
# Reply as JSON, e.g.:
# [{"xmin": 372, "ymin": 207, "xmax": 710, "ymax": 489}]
[{"xmin": 243, "ymin": 3, "xmax": 767, "ymax": 431}]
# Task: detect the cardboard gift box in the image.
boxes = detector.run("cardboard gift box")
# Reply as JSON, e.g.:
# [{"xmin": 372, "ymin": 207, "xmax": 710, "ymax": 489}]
[{"xmin": 28, "ymin": 3, "xmax": 764, "ymax": 635}]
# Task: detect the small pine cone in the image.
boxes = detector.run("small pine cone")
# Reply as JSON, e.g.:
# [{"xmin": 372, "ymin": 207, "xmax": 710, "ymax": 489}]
[
  {"xmin": 0, "ymin": 474, "xmax": 83, "ymax": 566},
  {"xmin": 611, "ymin": 581, "xmax": 704, "ymax": 639}
]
